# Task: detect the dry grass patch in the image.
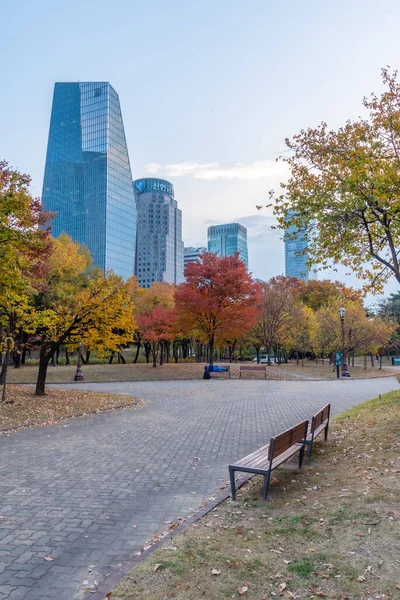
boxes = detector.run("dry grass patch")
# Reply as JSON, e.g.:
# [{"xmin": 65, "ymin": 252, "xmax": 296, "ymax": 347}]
[
  {"xmin": 113, "ymin": 392, "xmax": 399, "ymax": 600},
  {"xmin": 6, "ymin": 361, "xmax": 396, "ymax": 385},
  {"xmin": 0, "ymin": 385, "xmax": 140, "ymax": 432}
]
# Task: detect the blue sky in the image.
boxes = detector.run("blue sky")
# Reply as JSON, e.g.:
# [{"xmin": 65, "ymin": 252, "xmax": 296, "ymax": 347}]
[{"xmin": 1, "ymin": 0, "xmax": 400, "ymax": 298}]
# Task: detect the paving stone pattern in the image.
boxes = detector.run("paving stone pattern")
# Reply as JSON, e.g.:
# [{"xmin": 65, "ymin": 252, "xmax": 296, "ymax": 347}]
[{"xmin": 0, "ymin": 377, "xmax": 399, "ymax": 600}]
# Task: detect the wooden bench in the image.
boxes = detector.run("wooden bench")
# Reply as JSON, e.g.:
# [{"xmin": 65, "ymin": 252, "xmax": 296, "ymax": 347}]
[
  {"xmin": 239, "ymin": 366, "xmax": 267, "ymax": 379},
  {"xmin": 228, "ymin": 420, "xmax": 308, "ymax": 501},
  {"xmin": 306, "ymin": 404, "xmax": 331, "ymax": 464}
]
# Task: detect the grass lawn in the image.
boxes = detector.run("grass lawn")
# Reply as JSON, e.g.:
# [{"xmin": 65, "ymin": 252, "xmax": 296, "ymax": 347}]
[
  {"xmin": 0, "ymin": 385, "xmax": 141, "ymax": 432},
  {"xmin": 112, "ymin": 392, "xmax": 400, "ymax": 600},
  {"xmin": 5, "ymin": 360, "xmax": 397, "ymax": 385}
]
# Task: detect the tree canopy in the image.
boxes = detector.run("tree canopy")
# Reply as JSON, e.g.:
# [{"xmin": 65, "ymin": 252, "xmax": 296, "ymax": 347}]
[{"xmin": 271, "ymin": 68, "xmax": 400, "ymax": 292}]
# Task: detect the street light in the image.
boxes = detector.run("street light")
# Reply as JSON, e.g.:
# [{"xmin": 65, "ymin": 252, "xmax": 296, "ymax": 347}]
[{"xmin": 338, "ymin": 307, "xmax": 351, "ymax": 378}]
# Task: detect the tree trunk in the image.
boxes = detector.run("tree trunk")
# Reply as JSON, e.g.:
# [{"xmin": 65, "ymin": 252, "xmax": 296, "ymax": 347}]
[
  {"xmin": 21, "ymin": 347, "xmax": 26, "ymax": 365},
  {"xmin": 379, "ymin": 354, "xmax": 383, "ymax": 370},
  {"xmin": 65, "ymin": 348, "xmax": 70, "ymax": 365},
  {"xmin": 151, "ymin": 343, "xmax": 157, "ymax": 368},
  {"xmin": 109, "ymin": 352, "xmax": 115, "ymax": 364},
  {"xmin": 165, "ymin": 342, "xmax": 170, "ymax": 363},
  {"xmin": 133, "ymin": 339, "xmax": 141, "ymax": 363},
  {"xmin": 13, "ymin": 351, "xmax": 21, "ymax": 369},
  {"xmin": 351, "ymin": 354, "xmax": 355, "ymax": 367},
  {"xmin": 209, "ymin": 334, "xmax": 215, "ymax": 366},
  {"xmin": 370, "ymin": 353, "xmax": 374, "ymax": 367},
  {"xmin": 159, "ymin": 343, "xmax": 164, "ymax": 366},
  {"xmin": 296, "ymin": 349, "xmax": 299, "ymax": 365},
  {"xmin": 364, "ymin": 354, "xmax": 367, "ymax": 370},
  {"xmin": 173, "ymin": 341, "xmax": 179, "ymax": 363},
  {"xmin": 85, "ymin": 350, "xmax": 91, "ymax": 364},
  {"xmin": 51, "ymin": 352, "xmax": 57, "ymax": 367},
  {"xmin": 144, "ymin": 342, "xmax": 151, "ymax": 363},
  {"xmin": 36, "ymin": 344, "xmax": 53, "ymax": 396},
  {"xmin": 118, "ymin": 351, "xmax": 126, "ymax": 364}
]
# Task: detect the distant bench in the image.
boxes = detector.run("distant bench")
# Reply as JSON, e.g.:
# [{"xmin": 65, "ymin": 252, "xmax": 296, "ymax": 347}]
[
  {"xmin": 204, "ymin": 365, "xmax": 231, "ymax": 379},
  {"xmin": 239, "ymin": 366, "xmax": 267, "ymax": 379}
]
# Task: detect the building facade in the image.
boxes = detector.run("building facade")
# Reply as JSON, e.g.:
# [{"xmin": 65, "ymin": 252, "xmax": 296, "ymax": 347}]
[
  {"xmin": 184, "ymin": 246, "xmax": 206, "ymax": 271},
  {"xmin": 42, "ymin": 82, "xmax": 137, "ymax": 279},
  {"xmin": 133, "ymin": 178, "xmax": 184, "ymax": 288},
  {"xmin": 284, "ymin": 212, "xmax": 310, "ymax": 281},
  {"xmin": 207, "ymin": 223, "xmax": 248, "ymax": 268}
]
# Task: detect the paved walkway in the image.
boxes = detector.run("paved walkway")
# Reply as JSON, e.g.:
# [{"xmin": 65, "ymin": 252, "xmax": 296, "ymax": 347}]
[{"xmin": 0, "ymin": 378, "xmax": 399, "ymax": 600}]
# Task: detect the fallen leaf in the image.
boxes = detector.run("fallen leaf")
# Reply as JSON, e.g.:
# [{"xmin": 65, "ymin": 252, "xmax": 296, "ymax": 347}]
[
  {"xmin": 105, "ymin": 593, "xmax": 112, "ymax": 600},
  {"xmin": 357, "ymin": 575, "xmax": 366, "ymax": 582},
  {"xmin": 277, "ymin": 582, "xmax": 287, "ymax": 591},
  {"xmin": 43, "ymin": 556, "xmax": 54, "ymax": 562},
  {"xmin": 153, "ymin": 564, "xmax": 162, "ymax": 573},
  {"xmin": 211, "ymin": 569, "xmax": 221, "ymax": 576},
  {"xmin": 283, "ymin": 560, "xmax": 292, "ymax": 565},
  {"xmin": 238, "ymin": 586, "xmax": 248, "ymax": 595}
]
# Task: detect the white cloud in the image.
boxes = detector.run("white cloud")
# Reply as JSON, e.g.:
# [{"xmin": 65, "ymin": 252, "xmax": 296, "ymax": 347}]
[{"xmin": 145, "ymin": 159, "xmax": 288, "ymax": 180}]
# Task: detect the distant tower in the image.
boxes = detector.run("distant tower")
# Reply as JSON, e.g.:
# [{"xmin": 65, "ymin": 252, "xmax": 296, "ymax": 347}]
[
  {"xmin": 133, "ymin": 178, "xmax": 184, "ymax": 288},
  {"xmin": 42, "ymin": 82, "xmax": 137, "ymax": 278},
  {"xmin": 184, "ymin": 246, "xmax": 206, "ymax": 271},
  {"xmin": 207, "ymin": 223, "xmax": 248, "ymax": 268},
  {"xmin": 284, "ymin": 212, "xmax": 310, "ymax": 281}
]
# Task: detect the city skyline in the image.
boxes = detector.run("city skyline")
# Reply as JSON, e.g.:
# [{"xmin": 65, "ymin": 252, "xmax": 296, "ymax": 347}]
[{"xmin": 2, "ymin": 0, "xmax": 400, "ymax": 296}]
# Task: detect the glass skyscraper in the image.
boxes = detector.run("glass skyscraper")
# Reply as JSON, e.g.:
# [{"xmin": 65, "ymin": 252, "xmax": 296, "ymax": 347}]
[
  {"xmin": 207, "ymin": 223, "xmax": 248, "ymax": 269},
  {"xmin": 184, "ymin": 246, "xmax": 206, "ymax": 271},
  {"xmin": 284, "ymin": 212, "xmax": 310, "ymax": 281},
  {"xmin": 42, "ymin": 82, "xmax": 137, "ymax": 278},
  {"xmin": 133, "ymin": 178, "xmax": 184, "ymax": 288}
]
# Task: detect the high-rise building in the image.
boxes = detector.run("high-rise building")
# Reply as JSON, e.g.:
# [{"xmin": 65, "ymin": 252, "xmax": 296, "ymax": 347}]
[
  {"xmin": 284, "ymin": 212, "xmax": 310, "ymax": 281},
  {"xmin": 133, "ymin": 178, "xmax": 184, "ymax": 288},
  {"xmin": 184, "ymin": 246, "xmax": 206, "ymax": 270},
  {"xmin": 42, "ymin": 82, "xmax": 137, "ymax": 279},
  {"xmin": 207, "ymin": 223, "xmax": 248, "ymax": 268}
]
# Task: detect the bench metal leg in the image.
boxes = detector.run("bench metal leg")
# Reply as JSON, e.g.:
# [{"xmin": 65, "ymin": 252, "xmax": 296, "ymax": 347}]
[
  {"xmin": 263, "ymin": 470, "xmax": 272, "ymax": 502},
  {"xmin": 299, "ymin": 444, "xmax": 306, "ymax": 468},
  {"xmin": 324, "ymin": 424, "xmax": 329, "ymax": 441},
  {"xmin": 229, "ymin": 467, "xmax": 236, "ymax": 501},
  {"xmin": 307, "ymin": 439, "xmax": 313, "ymax": 465}
]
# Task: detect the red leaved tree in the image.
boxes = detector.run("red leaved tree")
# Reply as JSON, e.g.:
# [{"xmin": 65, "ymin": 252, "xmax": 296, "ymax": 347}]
[
  {"xmin": 175, "ymin": 252, "xmax": 261, "ymax": 365},
  {"xmin": 137, "ymin": 305, "xmax": 176, "ymax": 367}
]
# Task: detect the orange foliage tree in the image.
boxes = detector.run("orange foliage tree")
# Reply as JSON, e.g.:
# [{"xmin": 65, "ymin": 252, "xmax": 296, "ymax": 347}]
[{"xmin": 175, "ymin": 253, "xmax": 261, "ymax": 365}]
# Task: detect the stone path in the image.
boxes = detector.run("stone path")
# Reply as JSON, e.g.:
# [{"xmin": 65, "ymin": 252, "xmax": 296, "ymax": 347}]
[{"xmin": 0, "ymin": 377, "xmax": 399, "ymax": 600}]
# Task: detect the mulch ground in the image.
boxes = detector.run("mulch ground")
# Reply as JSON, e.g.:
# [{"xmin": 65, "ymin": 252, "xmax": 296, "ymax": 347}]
[
  {"xmin": 112, "ymin": 391, "xmax": 400, "ymax": 600},
  {"xmin": 0, "ymin": 385, "xmax": 142, "ymax": 432}
]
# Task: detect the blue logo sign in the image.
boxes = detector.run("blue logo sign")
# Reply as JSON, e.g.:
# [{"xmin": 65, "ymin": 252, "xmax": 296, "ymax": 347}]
[{"xmin": 134, "ymin": 180, "xmax": 145, "ymax": 193}]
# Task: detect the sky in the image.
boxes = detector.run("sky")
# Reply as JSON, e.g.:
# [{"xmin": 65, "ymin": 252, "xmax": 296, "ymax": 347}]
[{"xmin": 1, "ymin": 0, "xmax": 400, "ymax": 301}]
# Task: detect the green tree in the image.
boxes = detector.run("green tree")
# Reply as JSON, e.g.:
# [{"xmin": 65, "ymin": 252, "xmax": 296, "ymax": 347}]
[{"xmin": 271, "ymin": 68, "xmax": 400, "ymax": 292}]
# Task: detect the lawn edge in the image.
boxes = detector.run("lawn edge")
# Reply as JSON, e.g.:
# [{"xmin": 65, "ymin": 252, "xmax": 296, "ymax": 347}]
[
  {"xmin": 90, "ymin": 474, "xmax": 254, "ymax": 600},
  {"xmin": 0, "ymin": 399, "xmax": 141, "ymax": 435}
]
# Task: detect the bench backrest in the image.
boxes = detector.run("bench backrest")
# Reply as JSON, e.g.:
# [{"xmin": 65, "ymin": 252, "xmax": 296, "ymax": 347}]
[
  {"xmin": 311, "ymin": 404, "xmax": 330, "ymax": 433},
  {"xmin": 269, "ymin": 420, "xmax": 308, "ymax": 460}
]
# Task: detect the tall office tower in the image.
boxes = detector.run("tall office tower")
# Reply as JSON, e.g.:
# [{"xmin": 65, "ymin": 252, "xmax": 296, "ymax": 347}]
[
  {"xmin": 133, "ymin": 178, "xmax": 184, "ymax": 288},
  {"xmin": 284, "ymin": 212, "xmax": 310, "ymax": 281},
  {"xmin": 42, "ymin": 82, "xmax": 137, "ymax": 279},
  {"xmin": 207, "ymin": 223, "xmax": 248, "ymax": 269},
  {"xmin": 184, "ymin": 246, "xmax": 206, "ymax": 270}
]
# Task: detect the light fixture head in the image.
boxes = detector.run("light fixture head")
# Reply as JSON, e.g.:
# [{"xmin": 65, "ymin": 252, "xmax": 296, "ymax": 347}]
[{"xmin": 338, "ymin": 307, "xmax": 346, "ymax": 319}]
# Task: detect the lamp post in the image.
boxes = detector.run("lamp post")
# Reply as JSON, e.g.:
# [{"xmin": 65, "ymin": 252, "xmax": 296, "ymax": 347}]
[
  {"xmin": 338, "ymin": 307, "xmax": 351, "ymax": 378},
  {"xmin": 74, "ymin": 345, "xmax": 84, "ymax": 381}
]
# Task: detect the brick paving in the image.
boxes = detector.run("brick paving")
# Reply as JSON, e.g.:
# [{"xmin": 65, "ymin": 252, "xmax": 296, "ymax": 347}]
[{"xmin": 0, "ymin": 377, "xmax": 399, "ymax": 600}]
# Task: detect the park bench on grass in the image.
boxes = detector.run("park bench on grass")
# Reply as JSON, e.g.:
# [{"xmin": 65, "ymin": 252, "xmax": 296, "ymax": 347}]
[
  {"xmin": 306, "ymin": 403, "xmax": 331, "ymax": 464},
  {"xmin": 228, "ymin": 420, "xmax": 309, "ymax": 502},
  {"xmin": 239, "ymin": 365, "xmax": 267, "ymax": 379},
  {"xmin": 205, "ymin": 364, "xmax": 231, "ymax": 378}
]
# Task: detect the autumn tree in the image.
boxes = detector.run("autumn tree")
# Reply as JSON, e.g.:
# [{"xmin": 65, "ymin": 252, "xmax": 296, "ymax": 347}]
[
  {"xmin": 271, "ymin": 68, "xmax": 400, "ymax": 291},
  {"xmin": 175, "ymin": 253, "xmax": 261, "ymax": 365},
  {"xmin": 0, "ymin": 162, "xmax": 52, "ymax": 401},
  {"xmin": 251, "ymin": 276, "xmax": 298, "ymax": 363},
  {"xmin": 32, "ymin": 234, "xmax": 136, "ymax": 395}
]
